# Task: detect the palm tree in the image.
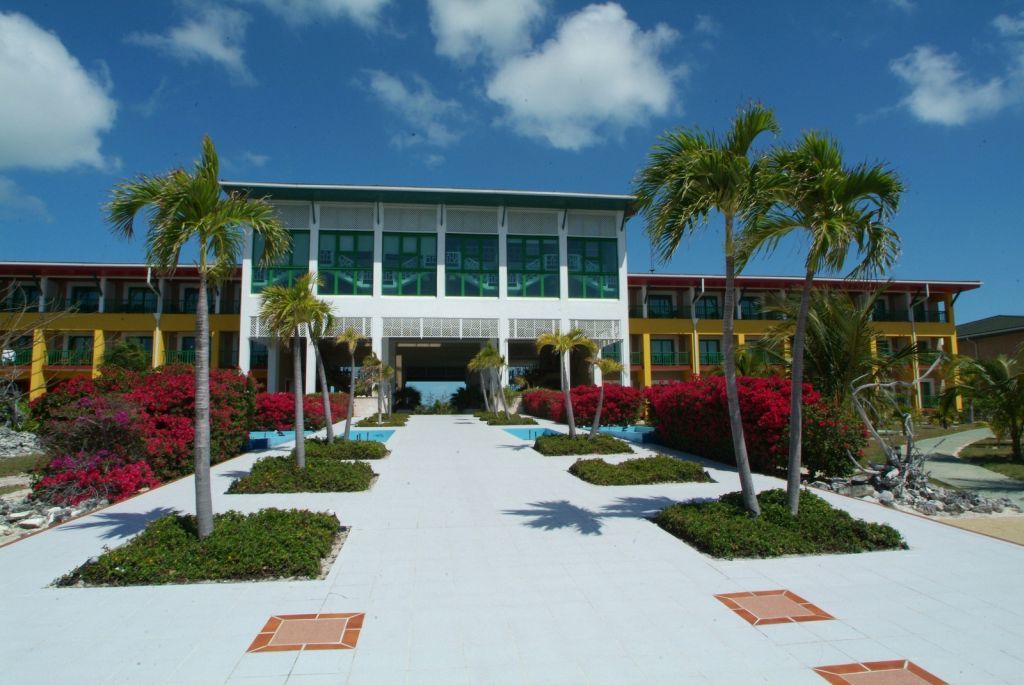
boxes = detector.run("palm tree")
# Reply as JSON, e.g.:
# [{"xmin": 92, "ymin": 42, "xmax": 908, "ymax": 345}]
[
  {"xmin": 634, "ymin": 103, "xmax": 779, "ymax": 516},
  {"xmin": 259, "ymin": 272, "xmax": 329, "ymax": 469},
  {"xmin": 744, "ymin": 132, "xmax": 902, "ymax": 514},
  {"xmin": 379, "ymin": 361, "xmax": 396, "ymax": 419},
  {"xmin": 536, "ymin": 329, "xmax": 596, "ymax": 438},
  {"xmin": 107, "ymin": 135, "xmax": 288, "ymax": 539},
  {"xmin": 469, "ymin": 342, "xmax": 510, "ymax": 417},
  {"xmin": 336, "ymin": 328, "xmax": 363, "ymax": 440},
  {"xmin": 467, "ymin": 346, "xmax": 493, "ymax": 414},
  {"xmin": 587, "ymin": 356, "xmax": 624, "ymax": 439},
  {"xmin": 942, "ymin": 353, "xmax": 1024, "ymax": 460},
  {"xmin": 308, "ymin": 311, "xmax": 337, "ymax": 443}
]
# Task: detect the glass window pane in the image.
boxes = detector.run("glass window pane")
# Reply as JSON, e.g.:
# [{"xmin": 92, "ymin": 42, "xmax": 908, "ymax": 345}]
[{"xmin": 290, "ymin": 232, "xmax": 309, "ymax": 266}]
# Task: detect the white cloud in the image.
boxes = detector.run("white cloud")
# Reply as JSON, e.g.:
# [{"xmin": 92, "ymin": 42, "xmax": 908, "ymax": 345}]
[
  {"xmin": 0, "ymin": 12, "xmax": 116, "ymax": 170},
  {"xmin": 486, "ymin": 3, "xmax": 679, "ymax": 150},
  {"xmin": 241, "ymin": 151, "xmax": 270, "ymax": 167},
  {"xmin": 885, "ymin": 0, "xmax": 915, "ymax": 11},
  {"xmin": 428, "ymin": 0, "xmax": 546, "ymax": 63},
  {"xmin": 364, "ymin": 70, "xmax": 465, "ymax": 148},
  {"xmin": 694, "ymin": 14, "xmax": 720, "ymax": 37},
  {"xmin": 241, "ymin": 0, "xmax": 390, "ymax": 29},
  {"xmin": 890, "ymin": 45, "xmax": 1008, "ymax": 125},
  {"xmin": 128, "ymin": 5, "xmax": 254, "ymax": 84},
  {"xmin": 0, "ymin": 177, "xmax": 52, "ymax": 222},
  {"xmin": 135, "ymin": 78, "xmax": 168, "ymax": 117},
  {"xmin": 994, "ymin": 12, "xmax": 1024, "ymax": 37}
]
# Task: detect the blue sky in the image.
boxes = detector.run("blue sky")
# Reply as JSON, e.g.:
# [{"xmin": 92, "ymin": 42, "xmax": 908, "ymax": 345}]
[{"xmin": 1, "ymin": 0, "xmax": 1021, "ymax": 322}]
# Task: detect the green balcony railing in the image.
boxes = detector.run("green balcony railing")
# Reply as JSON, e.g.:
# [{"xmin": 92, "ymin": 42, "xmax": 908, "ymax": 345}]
[
  {"xmin": 699, "ymin": 351, "xmax": 723, "ymax": 365},
  {"xmin": 917, "ymin": 351, "xmax": 942, "ymax": 364},
  {"xmin": 651, "ymin": 352, "xmax": 690, "ymax": 366},
  {"xmin": 629, "ymin": 352, "xmax": 642, "ymax": 365},
  {"xmin": 104, "ymin": 298, "xmax": 158, "ymax": 314},
  {"xmin": 1, "ymin": 348, "xmax": 33, "ymax": 365},
  {"xmin": 602, "ymin": 350, "xmax": 621, "ymax": 362},
  {"xmin": 165, "ymin": 350, "xmax": 195, "ymax": 365},
  {"xmin": 47, "ymin": 350, "xmax": 93, "ymax": 366}
]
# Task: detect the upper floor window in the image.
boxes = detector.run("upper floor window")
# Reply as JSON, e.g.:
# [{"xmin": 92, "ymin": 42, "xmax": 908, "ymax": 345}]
[
  {"xmin": 2, "ymin": 284, "xmax": 38, "ymax": 312},
  {"xmin": 382, "ymin": 233, "xmax": 436, "ymax": 296},
  {"xmin": 507, "ymin": 235, "xmax": 558, "ymax": 298},
  {"xmin": 568, "ymin": 237, "xmax": 618, "ymax": 299},
  {"xmin": 647, "ymin": 294, "xmax": 674, "ymax": 318},
  {"xmin": 445, "ymin": 234, "xmax": 498, "ymax": 297},
  {"xmin": 694, "ymin": 295, "xmax": 720, "ymax": 319},
  {"xmin": 71, "ymin": 286, "xmax": 100, "ymax": 313},
  {"xmin": 739, "ymin": 296, "xmax": 761, "ymax": 319},
  {"xmin": 319, "ymin": 231, "xmax": 372, "ymax": 296},
  {"xmin": 252, "ymin": 230, "xmax": 310, "ymax": 293}
]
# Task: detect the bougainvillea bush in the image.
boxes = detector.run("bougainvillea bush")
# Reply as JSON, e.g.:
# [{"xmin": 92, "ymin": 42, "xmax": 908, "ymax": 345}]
[
  {"xmin": 252, "ymin": 392, "xmax": 349, "ymax": 431},
  {"xmin": 645, "ymin": 376, "xmax": 864, "ymax": 479},
  {"xmin": 521, "ymin": 385, "xmax": 645, "ymax": 427}
]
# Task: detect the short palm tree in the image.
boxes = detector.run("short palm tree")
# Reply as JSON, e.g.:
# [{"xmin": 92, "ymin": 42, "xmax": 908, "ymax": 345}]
[
  {"xmin": 467, "ymin": 346, "xmax": 494, "ymax": 414},
  {"xmin": 942, "ymin": 353, "xmax": 1024, "ymax": 461},
  {"xmin": 469, "ymin": 342, "xmax": 510, "ymax": 418},
  {"xmin": 744, "ymin": 132, "xmax": 902, "ymax": 514},
  {"xmin": 634, "ymin": 103, "xmax": 779, "ymax": 516},
  {"xmin": 536, "ymin": 329, "xmax": 596, "ymax": 438},
  {"xmin": 336, "ymin": 328, "xmax": 363, "ymax": 440},
  {"xmin": 308, "ymin": 311, "xmax": 337, "ymax": 443},
  {"xmin": 107, "ymin": 135, "xmax": 288, "ymax": 539},
  {"xmin": 587, "ymin": 356, "xmax": 624, "ymax": 439},
  {"xmin": 259, "ymin": 272, "xmax": 330, "ymax": 469}
]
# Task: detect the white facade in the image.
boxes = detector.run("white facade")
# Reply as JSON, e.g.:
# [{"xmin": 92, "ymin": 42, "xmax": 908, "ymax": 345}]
[{"xmin": 236, "ymin": 187, "xmax": 632, "ymax": 391}]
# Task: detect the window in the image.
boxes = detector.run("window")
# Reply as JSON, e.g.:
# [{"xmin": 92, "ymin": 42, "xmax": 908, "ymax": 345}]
[
  {"xmin": 126, "ymin": 287, "xmax": 157, "ymax": 313},
  {"xmin": 319, "ymin": 231, "xmax": 373, "ymax": 295},
  {"xmin": 694, "ymin": 296, "xmax": 720, "ymax": 319},
  {"xmin": 124, "ymin": 335, "xmax": 153, "ymax": 353},
  {"xmin": 382, "ymin": 233, "xmax": 436, "ymax": 296},
  {"xmin": 647, "ymin": 294, "xmax": 673, "ymax": 318},
  {"xmin": 876, "ymin": 338, "xmax": 892, "ymax": 356},
  {"xmin": 739, "ymin": 296, "xmax": 761, "ymax": 319},
  {"xmin": 251, "ymin": 230, "xmax": 310, "ymax": 293},
  {"xmin": 699, "ymin": 339, "xmax": 722, "ymax": 364},
  {"xmin": 68, "ymin": 335, "xmax": 93, "ymax": 354},
  {"xmin": 182, "ymin": 287, "xmax": 215, "ymax": 314},
  {"xmin": 445, "ymin": 234, "xmax": 498, "ymax": 297},
  {"xmin": 3, "ymin": 284, "xmax": 39, "ymax": 311},
  {"xmin": 71, "ymin": 286, "xmax": 100, "ymax": 312},
  {"xmin": 507, "ymin": 235, "xmax": 559, "ymax": 298},
  {"xmin": 567, "ymin": 237, "xmax": 618, "ymax": 299}
]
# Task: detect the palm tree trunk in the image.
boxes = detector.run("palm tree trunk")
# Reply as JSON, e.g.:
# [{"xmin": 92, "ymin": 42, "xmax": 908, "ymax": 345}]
[
  {"xmin": 345, "ymin": 352, "xmax": 355, "ymax": 440},
  {"xmin": 314, "ymin": 342, "xmax": 334, "ymax": 443},
  {"xmin": 193, "ymin": 268, "xmax": 214, "ymax": 539},
  {"xmin": 293, "ymin": 329, "xmax": 306, "ymax": 469},
  {"xmin": 376, "ymin": 372, "xmax": 383, "ymax": 424},
  {"xmin": 722, "ymin": 216, "xmax": 760, "ymax": 516},
  {"xmin": 787, "ymin": 271, "xmax": 815, "ymax": 515},
  {"xmin": 496, "ymin": 368, "xmax": 511, "ymax": 419},
  {"xmin": 563, "ymin": 349, "xmax": 577, "ymax": 438},
  {"xmin": 589, "ymin": 383, "xmax": 605, "ymax": 439}
]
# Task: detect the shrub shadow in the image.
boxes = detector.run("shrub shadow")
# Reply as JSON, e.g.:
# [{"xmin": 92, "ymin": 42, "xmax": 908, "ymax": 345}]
[{"xmin": 59, "ymin": 507, "xmax": 178, "ymax": 540}]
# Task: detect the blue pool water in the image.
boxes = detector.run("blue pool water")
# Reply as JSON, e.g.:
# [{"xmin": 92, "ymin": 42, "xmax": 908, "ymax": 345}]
[
  {"xmin": 247, "ymin": 428, "xmax": 394, "ymax": 449},
  {"xmin": 406, "ymin": 380, "xmax": 465, "ymax": 404},
  {"xmin": 502, "ymin": 427, "xmax": 562, "ymax": 440},
  {"xmin": 600, "ymin": 426, "xmax": 657, "ymax": 443}
]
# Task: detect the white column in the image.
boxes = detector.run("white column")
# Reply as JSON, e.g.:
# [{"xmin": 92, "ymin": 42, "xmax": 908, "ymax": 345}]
[
  {"xmin": 98, "ymin": 277, "xmax": 107, "ymax": 313},
  {"xmin": 620, "ymin": 334, "xmax": 632, "ymax": 387},
  {"xmin": 267, "ymin": 342, "xmax": 280, "ymax": 392},
  {"xmin": 593, "ymin": 345, "xmax": 602, "ymax": 386},
  {"xmin": 238, "ymin": 334, "xmax": 251, "ymax": 373},
  {"xmin": 558, "ymin": 210, "xmax": 569, "ymax": 303},
  {"xmin": 371, "ymin": 317, "xmax": 383, "ymax": 358},
  {"xmin": 436, "ymin": 204, "xmax": 446, "ymax": 298},
  {"xmin": 497, "ymin": 205, "xmax": 508, "ymax": 300},
  {"xmin": 498, "ymin": 325, "xmax": 509, "ymax": 388},
  {"xmin": 641, "ymin": 284, "xmax": 648, "ymax": 318},
  {"xmin": 373, "ymin": 203, "xmax": 383, "ymax": 298},
  {"xmin": 304, "ymin": 336, "xmax": 317, "ymax": 393},
  {"xmin": 309, "ymin": 201, "xmax": 320, "ymax": 292},
  {"xmin": 38, "ymin": 276, "xmax": 47, "ymax": 312}
]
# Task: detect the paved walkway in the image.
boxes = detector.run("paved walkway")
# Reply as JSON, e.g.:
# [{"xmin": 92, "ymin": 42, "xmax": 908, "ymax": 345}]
[
  {"xmin": 2, "ymin": 417, "xmax": 1024, "ymax": 684},
  {"xmin": 920, "ymin": 428, "xmax": 1024, "ymax": 506}
]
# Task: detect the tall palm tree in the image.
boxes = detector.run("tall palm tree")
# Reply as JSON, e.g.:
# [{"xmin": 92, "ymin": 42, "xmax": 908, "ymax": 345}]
[
  {"xmin": 587, "ymin": 356, "xmax": 625, "ymax": 439},
  {"xmin": 633, "ymin": 103, "xmax": 779, "ymax": 516},
  {"xmin": 308, "ymin": 311, "xmax": 337, "ymax": 443},
  {"xmin": 336, "ymin": 328, "xmax": 363, "ymax": 440},
  {"xmin": 259, "ymin": 272, "xmax": 329, "ymax": 469},
  {"xmin": 467, "ymin": 346, "xmax": 493, "ymax": 414},
  {"xmin": 469, "ymin": 342, "xmax": 510, "ymax": 417},
  {"xmin": 536, "ymin": 329, "xmax": 596, "ymax": 438},
  {"xmin": 942, "ymin": 352, "xmax": 1024, "ymax": 461},
  {"xmin": 744, "ymin": 132, "xmax": 902, "ymax": 514},
  {"xmin": 107, "ymin": 135, "xmax": 288, "ymax": 539}
]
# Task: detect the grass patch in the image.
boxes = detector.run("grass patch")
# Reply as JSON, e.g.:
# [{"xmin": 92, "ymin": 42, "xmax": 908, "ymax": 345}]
[
  {"xmin": 56, "ymin": 508, "xmax": 341, "ymax": 586},
  {"xmin": 228, "ymin": 457, "xmax": 375, "ymax": 494},
  {"xmin": 0, "ymin": 483, "xmax": 28, "ymax": 496},
  {"xmin": 569, "ymin": 455, "xmax": 710, "ymax": 485},
  {"xmin": 654, "ymin": 488, "xmax": 907, "ymax": 559},
  {"xmin": 0, "ymin": 453, "xmax": 48, "ymax": 478},
  {"xmin": 861, "ymin": 422, "xmax": 984, "ymax": 465},
  {"xmin": 959, "ymin": 438, "xmax": 1024, "ymax": 480},
  {"xmin": 474, "ymin": 411, "xmax": 537, "ymax": 426},
  {"xmin": 355, "ymin": 414, "xmax": 409, "ymax": 427},
  {"xmin": 304, "ymin": 438, "xmax": 389, "ymax": 460},
  {"xmin": 533, "ymin": 434, "xmax": 633, "ymax": 456}
]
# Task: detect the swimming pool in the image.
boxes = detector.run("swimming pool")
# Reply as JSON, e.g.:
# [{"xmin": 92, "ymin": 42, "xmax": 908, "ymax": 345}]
[
  {"xmin": 599, "ymin": 426, "xmax": 657, "ymax": 443},
  {"xmin": 247, "ymin": 428, "xmax": 394, "ymax": 449},
  {"xmin": 502, "ymin": 427, "xmax": 562, "ymax": 440}
]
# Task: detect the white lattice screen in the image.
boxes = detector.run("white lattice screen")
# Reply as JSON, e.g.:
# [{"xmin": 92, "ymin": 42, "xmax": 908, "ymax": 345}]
[
  {"xmin": 570, "ymin": 319, "xmax": 620, "ymax": 344},
  {"xmin": 327, "ymin": 317, "xmax": 371, "ymax": 337},
  {"xmin": 382, "ymin": 317, "xmax": 498, "ymax": 339},
  {"xmin": 508, "ymin": 318, "xmax": 559, "ymax": 339}
]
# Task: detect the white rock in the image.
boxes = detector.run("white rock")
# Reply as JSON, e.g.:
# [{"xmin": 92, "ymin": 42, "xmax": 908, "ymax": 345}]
[
  {"xmin": 6, "ymin": 510, "xmax": 33, "ymax": 522},
  {"xmin": 17, "ymin": 517, "xmax": 45, "ymax": 529}
]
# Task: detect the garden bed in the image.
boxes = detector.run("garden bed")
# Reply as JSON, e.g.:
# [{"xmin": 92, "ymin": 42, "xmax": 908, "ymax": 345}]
[
  {"xmin": 569, "ymin": 455, "xmax": 710, "ymax": 485},
  {"xmin": 653, "ymin": 488, "xmax": 906, "ymax": 559},
  {"xmin": 533, "ymin": 434, "xmax": 633, "ymax": 456},
  {"xmin": 228, "ymin": 457, "xmax": 376, "ymax": 493},
  {"xmin": 355, "ymin": 414, "xmax": 409, "ymax": 427},
  {"xmin": 56, "ymin": 509, "xmax": 343, "ymax": 586},
  {"xmin": 304, "ymin": 438, "xmax": 389, "ymax": 460},
  {"xmin": 474, "ymin": 411, "xmax": 537, "ymax": 426}
]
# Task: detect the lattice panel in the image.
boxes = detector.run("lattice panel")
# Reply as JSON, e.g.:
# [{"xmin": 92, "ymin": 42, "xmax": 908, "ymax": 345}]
[
  {"xmin": 327, "ymin": 317, "xmax": 370, "ymax": 337},
  {"xmin": 381, "ymin": 317, "xmax": 499, "ymax": 339},
  {"xmin": 383, "ymin": 317, "xmax": 421, "ymax": 337},
  {"xmin": 571, "ymin": 319, "xmax": 620, "ymax": 343},
  {"xmin": 461, "ymin": 318, "xmax": 499, "ymax": 338},
  {"xmin": 249, "ymin": 316, "xmax": 271, "ymax": 337},
  {"xmin": 509, "ymin": 318, "xmax": 559, "ymax": 339}
]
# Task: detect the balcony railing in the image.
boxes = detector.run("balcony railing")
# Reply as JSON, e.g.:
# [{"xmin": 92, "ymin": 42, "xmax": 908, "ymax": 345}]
[
  {"xmin": 629, "ymin": 352, "xmax": 642, "ymax": 365},
  {"xmin": 1, "ymin": 348, "xmax": 32, "ymax": 365},
  {"xmin": 872, "ymin": 309, "xmax": 911, "ymax": 322},
  {"xmin": 651, "ymin": 352, "xmax": 690, "ymax": 366},
  {"xmin": 165, "ymin": 350, "xmax": 195, "ymax": 365},
  {"xmin": 602, "ymin": 350, "xmax": 621, "ymax": 362},
  {"xmin": 915, "ymin": 309, "xmax": 949, "ymax": 324},
  {"xmin": 699, "ymin": 351, "xmax": 723, "ymax": 365},
  {"xmin": 104, "ymin": 298, "xmax": 158, "ymax": 314},
  {"xmin": 47, "ymin": 350, "xmax": 92, "ymax": 366},
  {"xmin": 917, "ymin": 351, "xmax": 942, "ymax": 363}
]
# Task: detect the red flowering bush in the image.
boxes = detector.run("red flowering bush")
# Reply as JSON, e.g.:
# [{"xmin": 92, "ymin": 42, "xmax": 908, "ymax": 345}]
[
  {"xmin": 253, "ymin": 392, "xmax": 348, "ymax": 431},
  {"xmin": 522, "ymin": 388, "xmax": 565, "ymax": 421},
  {"xmin": 645, "ymin": 376, "xmax": 863, "ymax": 478},
  {"xmin": 34, "ymin": 450, "xmax": 160, "ymax": 506},
  {"xmin": 29, "ymin": 376, "xmax": 97, "ymax": 424},
  {"xmin": 522, "ymin": 385, "xmax": 645, "ymax": 427}
]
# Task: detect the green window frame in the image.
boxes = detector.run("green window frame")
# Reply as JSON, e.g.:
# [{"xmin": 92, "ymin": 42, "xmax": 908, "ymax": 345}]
[
  {"xmin": 507, "ymin": 235, "xmax": 559, "ymax": 298},
  {"xmin": 694, "ymin": 296, "xmax": 720, "ymax": 319},
  {"xmin": 251, "ymin": 230, "xmax": 310, "ymax": 293},
  {"xmin": 382, "ymin": 232, "xmax": 436, "ymax": 296},
  {"xmin": 647, "ymin": 294, "xmax": 673, "ymax": 317},
  {"xmin": 568, "ymin": 237, "xmax": 618, "ymax": 299},
  {"xmin": 71, "ymin": 286, "xmax": 100, "ymax": 312},
  {"xmin": 739, "ymin": 296, "xmax": 761, "ymax": 319},
  {"xmin": 699, "ymin": 338, "xmax": 722, "ymax": 364},
  {"xmin": 651, "ymin": 339, "xmax": 675, "ymax": 356},
  {"xmin": 319, "ymin": 231, "xmax": 373, "ymax": 296},
  {"xmin": 445, "ymin": 234, "xmax": 498, "ymax": 297},
  {"xmin": 3, "ymin": 284, "xmax": 39, "ymax": 311}
]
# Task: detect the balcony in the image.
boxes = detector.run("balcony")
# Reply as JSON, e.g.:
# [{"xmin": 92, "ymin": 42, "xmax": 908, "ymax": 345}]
[
  {"xmin": 165, "ymin": 350, "xmax": 195, "ymax": 365},
  {"xmin": 915, "ymin": 309, "xmax": 949, "ymax": 324},
  {"xmin": 652, "ymin": 352, "xmax": 690, "ymax": 366},
  {"xmin": 917, "ymin": 351, "xmax": 942, "ymax": 364},
  {"xmin": 629, "ymin": 352, "xmax": 642, "ymax": 365},
  {"xmin": 0, "ymin": 348, "xmax": 32, "ymax": 365},
  {"xmin": 699, "ymin": 351, "xmax": 723, "ymax": 365},
  {"xmin": 251, "ymin": 350, "xmax": 269, "ymax": 369},
  {"xmin": 104, "ymin": 298, "xmax": 157, "ymax": 314},
  {"xmin": 47, "ymin": 350, "xmax": 92, "ymax": 366},
  {"xmin": 602, "ymin": 349, "xmax": 621, "ymax": 362}
]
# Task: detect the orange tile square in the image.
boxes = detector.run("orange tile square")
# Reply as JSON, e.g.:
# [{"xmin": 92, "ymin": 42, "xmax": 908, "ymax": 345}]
[
  {"xmin": 813, "ymin": 660, "xmax": 947, "ymax": 685},
  {"xmin": 714, "ymin": 589, "xmax": 834, "ymax": 626},
  {"xmin": 247, "ymin": 612, "xmax": 365, "ymax": 653}
]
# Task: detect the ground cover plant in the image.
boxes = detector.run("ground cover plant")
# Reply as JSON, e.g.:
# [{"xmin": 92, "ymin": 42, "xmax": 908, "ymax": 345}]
[
  {"xmin": 56, "ymin": 509, "xmax": 341, "ymax": 586},
  {"xmin": 569, "ymin": 455, "xmax": 710, "ymax": 485},
  {"xmin": 533, "ymin": 434, "xmax": 633, "ymax": 456},
  {"xmin": 522, "ymin": 385, "xmax": 645, "ymax": 427},
  {"xmin": 959, "ymin": 438, "xmax": 1024, "ymax": 480},
  {"xmin": 356, "ymin": 413, "xmax": 409, "ymax": 427},
  {"xmin": 474, "ymin": 411, "xmax": 536, "ymax": 425},
  {"xmin": 227, "ymin": 457, "xmax": 375, "ymax": 493},
  {"xmin": 653, "ymin": 488, "xmax": 906, "ymax": 559},
  {"xmin": 304, "ymin": 438, "xmax": 389, "ymax": 460}
]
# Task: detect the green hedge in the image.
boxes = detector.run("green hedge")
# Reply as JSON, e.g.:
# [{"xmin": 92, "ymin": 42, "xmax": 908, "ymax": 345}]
[
  {"xmin": 355, "ymin": 414, "xmax": 409, "ymax": 427},
  {"xmin": 57, "ymin": 509, "xmax": 341, "ymax": 586},
  {"xmin": 533, "ymin": 434, "xmax": 634, "ymax": 456},
  {"xmin": 569, "ymin": 455, "xmax": 710, "ymax": 485},
  {"xmin": 474, "ymin": 411, "xmax": 537, "ymax": 426},
  {"xmin": 228, "ymin": 457, "xmax": 376, "ymax": 493},
  {"xmin": 654, "ymin": 488, "xmax": 907, "ymax": 559},
  {"xmin": 304, "ymin": 438, "xmax": 389, "ymax": 460}
]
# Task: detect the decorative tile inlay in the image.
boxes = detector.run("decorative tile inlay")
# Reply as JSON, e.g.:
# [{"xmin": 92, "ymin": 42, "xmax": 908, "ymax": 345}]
[
  {"xmin": 714, "ymin": 590, "xmax": 834, "ymax": 626},
  {"xmin": 813, "ymin": 660, "xmax": 947, "ymax": 685},
  {"xmin": 247, "ymin": 613, "xmax": 364, "ymax": 653}
]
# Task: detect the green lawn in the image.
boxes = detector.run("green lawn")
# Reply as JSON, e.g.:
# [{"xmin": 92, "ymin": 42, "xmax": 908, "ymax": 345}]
[
  {"xmin": 860, "ymin": 422, "xmax": 984, "ymax": 465},
  {"xmin": 959, "ymin": 439, "xmax": 1024, "ymax": 481},
  {"xmin": 0, "ymin": 453, "xmax": 48, "ymax": 478}
]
